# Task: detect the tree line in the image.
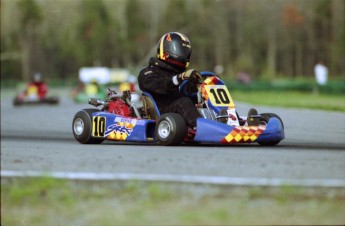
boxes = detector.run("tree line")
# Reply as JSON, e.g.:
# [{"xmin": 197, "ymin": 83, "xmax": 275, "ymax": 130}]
[{"xmin": 1, "ymin": 0, "xmax": 344, "ymax": 82}]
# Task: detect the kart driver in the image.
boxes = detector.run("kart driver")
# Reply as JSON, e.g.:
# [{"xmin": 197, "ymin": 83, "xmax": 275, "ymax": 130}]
[
  {"xmin": 138, "ymin": 32, "xmax": 202, "ymax": 128},
  {"xmin": 26, "ymin": 72, "xmax": 48, "ymax": 100}
]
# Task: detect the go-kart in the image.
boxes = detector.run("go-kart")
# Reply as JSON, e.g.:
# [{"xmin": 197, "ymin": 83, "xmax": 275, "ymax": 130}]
[{"xmin": 72, "ymin": 72, "xmax": 285, "ymax": 146}]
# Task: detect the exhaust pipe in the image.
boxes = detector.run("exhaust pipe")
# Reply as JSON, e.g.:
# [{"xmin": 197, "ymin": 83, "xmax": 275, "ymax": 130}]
[{"xmin": 88, "ymin": 98, "xmax": 104, "ymax": 107}]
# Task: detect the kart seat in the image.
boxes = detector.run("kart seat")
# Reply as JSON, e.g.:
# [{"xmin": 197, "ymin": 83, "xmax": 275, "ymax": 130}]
[{"xmin": 142, "ymin": 92, "xmax": 160, "ymax": 120}]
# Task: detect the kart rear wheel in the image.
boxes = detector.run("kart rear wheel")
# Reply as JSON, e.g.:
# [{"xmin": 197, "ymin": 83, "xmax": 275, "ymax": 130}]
[
  {"xmin": 72, "ymin": 109, "xmax": 104, "ymax": 144},
  {"xmin": 44, "ymin": 96, "xmax": 60, "ymax": 104},
  {"xmin": 13, "ymin": 98, "xmax": 22, "ymax": 106},
  {"xmin": 156, "ymin": 113, "xmax": 187, "ymax": 146},
  {"xmin": 257, "ymin": 113, "xmax": 284, "ymax": 146}
]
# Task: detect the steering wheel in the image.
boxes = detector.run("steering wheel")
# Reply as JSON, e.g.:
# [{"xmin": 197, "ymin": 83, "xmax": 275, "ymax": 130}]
[{"xmin": 179, "ymin": 71, "xmax": 217, "ymax": 97}]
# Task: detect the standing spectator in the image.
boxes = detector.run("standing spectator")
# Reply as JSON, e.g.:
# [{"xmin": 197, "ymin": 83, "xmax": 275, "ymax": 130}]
[{"xmin": 314, "ymin": 60, "xmax": 328, "ymax": 86}]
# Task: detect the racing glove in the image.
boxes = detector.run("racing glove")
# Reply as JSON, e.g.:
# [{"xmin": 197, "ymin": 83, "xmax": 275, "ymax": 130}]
[{"xmin": 172, "ymin": 69, "xmax": 202, "ymax": 85}]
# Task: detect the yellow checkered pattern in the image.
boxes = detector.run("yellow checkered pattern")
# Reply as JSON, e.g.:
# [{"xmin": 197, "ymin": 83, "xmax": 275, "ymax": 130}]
[
  {"xmin": 201, "ymin": 77, "xmax": 217, "ymax": 101},
  {"xmin": 108, "ymin": 122, "xmax": 135, "ymax": 141},
  {"xmin": 224, "ymin": 125, "xmax": 266, "ymax": 143}
]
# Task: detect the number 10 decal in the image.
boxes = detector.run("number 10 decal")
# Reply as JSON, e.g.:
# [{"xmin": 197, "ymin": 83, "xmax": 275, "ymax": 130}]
[
  {"xmin": 92, "ymin": 116, "xmax": 106, "ymax": 137},
  {"xmin": 205, "ymin": 85, "xmax": 235, "ymax": 107},
  {"xmin": 209, "ymin": 88, "xmax": 230, "ymax": 104}
]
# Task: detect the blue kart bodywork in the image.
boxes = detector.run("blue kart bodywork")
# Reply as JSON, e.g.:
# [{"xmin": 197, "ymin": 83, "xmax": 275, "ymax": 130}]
[
  {"xmin": 90, "ymin": 110, "xmax": 284, "ymax": 145},
  {"xmin": 194, "ymin": 117, "xmax": 284, "ymax": 144},
  {"xmin": 91, "ymin": 111, "xmax": 157, "ymax": 142}
]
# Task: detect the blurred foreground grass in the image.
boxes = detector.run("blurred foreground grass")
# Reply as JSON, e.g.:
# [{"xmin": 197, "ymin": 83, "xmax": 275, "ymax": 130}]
[
  {"xmin": 231, "ymin": 90, "xmax": 345, "ymax": 112},
  {"xmin": 2, "ymin": 177, "xmax": 345, "ymax": 225}
]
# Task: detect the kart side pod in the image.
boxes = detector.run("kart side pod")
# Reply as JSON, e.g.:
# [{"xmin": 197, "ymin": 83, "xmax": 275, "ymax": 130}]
[{"xmin": 194, "ymin": 117, "xmax": 284, "ymax": 145}]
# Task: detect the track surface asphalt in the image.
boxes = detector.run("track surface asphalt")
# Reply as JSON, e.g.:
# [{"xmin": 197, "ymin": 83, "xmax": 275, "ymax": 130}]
[{"xmin": 1, "ymin": 91, "xmax": 345, "ymax": 186}]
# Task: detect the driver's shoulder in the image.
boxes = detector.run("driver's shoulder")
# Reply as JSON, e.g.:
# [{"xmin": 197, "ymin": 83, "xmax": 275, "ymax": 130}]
[{"xmin": 139, "ymin": 65, "xmax": 172, "ymax": 78}]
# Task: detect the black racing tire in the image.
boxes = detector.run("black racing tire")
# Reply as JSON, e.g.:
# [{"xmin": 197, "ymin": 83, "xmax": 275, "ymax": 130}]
[
  {"xmin": 13, "ymin": 98, "xmax": 22, "ymax": 106},
  {"xmin": 72, "ymin": 109, "xmax": 104, "ymax": 144},
  {"xmin": 257, "ymin": 113, "xmax": 284, "ymax": 146},
  {"xmin": 258, "ymin": 137, "xmax": 281, "ymax": 146},
  {"xmin": 259, "ymin": 113, "xmax": 284, "ymax": 128},
  {"xmin": 156, "ymin": 113, "xmax": 188, "ymax": 146},
  {"xmin": 45, "ymin": 96, "xmax": 60, "ymax": 105}
]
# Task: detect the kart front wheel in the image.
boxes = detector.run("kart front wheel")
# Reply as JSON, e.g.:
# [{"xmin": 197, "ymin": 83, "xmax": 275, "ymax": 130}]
[
  {"xmin": 156, "ymin": 113, "xmax": 187, "ymax": 146},
  {"xmin": 257, "ymin": 113, "xmax": 284, "ymax": 146},
  {"xmin": 259, "ymin": 113, "xmax": 284, "ymax": 128},
  {"xmin": 72, "ymin": 109, "xmax": 104, "ymax": 144}
]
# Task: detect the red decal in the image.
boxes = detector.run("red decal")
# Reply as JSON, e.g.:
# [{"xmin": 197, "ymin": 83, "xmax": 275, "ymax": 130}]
[{"xmin": 166, "ymin": 34, "xmax": 172, "ymax": 41}]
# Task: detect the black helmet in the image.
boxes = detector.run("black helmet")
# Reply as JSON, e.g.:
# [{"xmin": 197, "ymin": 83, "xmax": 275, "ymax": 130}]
[{"xmin": 157, "ymin": 32, "xmax": 192, "ymax": 70}]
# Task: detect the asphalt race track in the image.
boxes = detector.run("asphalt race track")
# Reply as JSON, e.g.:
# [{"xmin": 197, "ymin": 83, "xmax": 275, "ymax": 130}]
[{"xmin": 1, "ymin": 90, "xmax": 345, "ymax": 187}]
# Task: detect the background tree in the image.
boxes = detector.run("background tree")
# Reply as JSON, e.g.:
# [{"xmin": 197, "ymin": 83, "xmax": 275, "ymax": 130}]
[
  {"xmin": 17, "ymin": 0, "xmax": 42, "ymax": 81},
  {"xmin": 1, "ymin": 0, "xmax": 344, "ymax": 83},
  {"xmin": 76, "ymin": 0, "xmax": 112, "ymax": 66}
]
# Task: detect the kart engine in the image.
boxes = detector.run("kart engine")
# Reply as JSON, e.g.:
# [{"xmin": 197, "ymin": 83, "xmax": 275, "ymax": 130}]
[
  {"xmin": 89, "ymin": 89, "xmax": 141, "ymax": 118},
  {"xmin": 107, "ymin": 98, "xmax": 133, "ymax": 117}
]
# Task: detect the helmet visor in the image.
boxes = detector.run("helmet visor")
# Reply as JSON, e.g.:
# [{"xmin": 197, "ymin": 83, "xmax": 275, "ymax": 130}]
[{"xmin": 165, "ymin": 39, "xmax": 191, "ymax": 62}]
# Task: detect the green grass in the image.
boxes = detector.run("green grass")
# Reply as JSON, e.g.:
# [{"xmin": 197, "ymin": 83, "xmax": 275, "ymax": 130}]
[
  {"xmin": 2, "ymin": 177, "xmax": 345, "ymax": 225},
  {"xmin": 231, "ymin": 90, "xmax": 345, "ymax": 112}
]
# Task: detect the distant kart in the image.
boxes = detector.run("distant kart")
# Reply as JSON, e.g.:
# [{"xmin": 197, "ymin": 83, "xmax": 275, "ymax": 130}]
[
  {"xmin": 13, "ymin": 95, "xmax": 59, "ymax": 106},
  {"xmin": 72, "ymin": 72, "xmax": 285, "ymax": 146}
]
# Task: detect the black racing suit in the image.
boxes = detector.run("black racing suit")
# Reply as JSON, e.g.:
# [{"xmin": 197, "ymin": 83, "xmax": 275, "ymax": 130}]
[{"xmin": 138, "ymin": 57, "xmax": 200, "ymax": 128}]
